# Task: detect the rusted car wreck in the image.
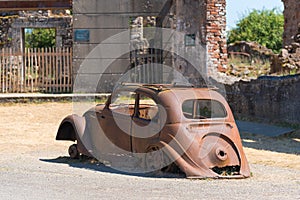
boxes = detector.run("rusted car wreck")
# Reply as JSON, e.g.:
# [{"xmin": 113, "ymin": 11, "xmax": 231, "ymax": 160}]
[{"xmin": 56, "ymin": 84, "xmax": 250, "ymax": 179}]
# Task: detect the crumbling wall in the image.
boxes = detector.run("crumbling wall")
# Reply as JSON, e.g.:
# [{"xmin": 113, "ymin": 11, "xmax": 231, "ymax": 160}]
[
  {"xmin": 0, "ymin": 12, "xmax": 18, "ymax": 48},
  {"xmin": 282, "ymin": 0, "xmax": 300, "ymax": 46},
  {"xmin": 227, "ymin": 41, "xmax": 273, "ymax": 78},
  {"xmin": 206, "ymin": 0, "xmax": 227, "ymax": 73},
  {"xmin": 73, "ymin": 0, "xmax": 228, "ymax": 92},
  {"xmin": 174, "ymin": 0, "xmax": 227, "ymax": 77},
  {"xmin": 73, "ymin": 0, "xmax": 170, "ymax": 92},
  {"xmin": 271, "ymin": 23, "xmax": 300, "ymax": 74},
  {"xmin": 0, "ymin": 10, "xmax": 72, "ymax": 50},
  {"xmin": 222, "ymin": 1, "xmax": 300, "ymax": 125},
  {"xmin": 225, "ymin": 74, "xmax": 300, "ymax": 125},
  {"xmin": 173, "ymin": 0, "xmax": 207, "ymax": 86}
]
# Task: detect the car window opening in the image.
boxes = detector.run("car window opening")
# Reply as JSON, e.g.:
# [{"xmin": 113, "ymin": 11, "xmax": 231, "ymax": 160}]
[
  {"xmin": 182, "ymin": 99, "xmax": 227, "ymax": 119},
  {"xmin": 109, "ymin": 91, "xmax": 136, "ymax": 116},
  {"xmin": 138, "ymin": 94, "xmax": 159, "ymax": 121}
]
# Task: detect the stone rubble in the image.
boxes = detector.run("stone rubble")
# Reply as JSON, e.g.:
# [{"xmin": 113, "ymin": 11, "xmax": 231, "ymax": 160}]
[
  {"xmin": 271, "ymin": 23, "xmax": 300, "ymax": 74},
  {"xmin": 224, "ymin": 41, "xmax": 273, "ymax": 81}
]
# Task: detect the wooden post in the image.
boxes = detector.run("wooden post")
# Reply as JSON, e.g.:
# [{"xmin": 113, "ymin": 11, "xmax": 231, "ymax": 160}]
[
  {"xmin": 8, "ymin": 48, "xmax": 11, "ymax": 92},
  {"xmin": 30, "ymin": 48, "xmax": 34, "ymax": 92},
  {"xmin": 41, "ymin": 48, "xmax": 45, "ymax": 92},
  {"xmin": 1, "ymin": 49, "xmax": 4, "ymax": 92},
  {"xmin": 55, "ymin": 47, "xmax": 59, "ymax": 93},
  {"xmin": 49, "ymin": 47, "xmax": 52, "ymax": 93},
  {"xmin": 24, "ymin": 48, "xmax": 28, "ymax": 92},
  {"xmin": 45, "ymin": 47, "xmax": 49, "ymax": 93}
]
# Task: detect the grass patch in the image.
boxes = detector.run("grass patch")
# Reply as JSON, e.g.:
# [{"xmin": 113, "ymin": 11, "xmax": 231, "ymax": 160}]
[{"xmin": 228, "ymin": 56, "xmax": 271, "ymax": 78}]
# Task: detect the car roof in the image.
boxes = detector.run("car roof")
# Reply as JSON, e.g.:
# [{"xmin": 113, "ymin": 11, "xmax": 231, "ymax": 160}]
[
  {"xmin": 111, "ymin": 83, "xmax": 233, "ymax": 123},
  {"xmin": 119, "ymin": 83, "xmax": 218, "ymax": 93}
]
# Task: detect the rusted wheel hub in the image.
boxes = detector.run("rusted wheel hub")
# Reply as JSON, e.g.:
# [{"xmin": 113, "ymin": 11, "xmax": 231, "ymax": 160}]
[{"xmin": 215, "ymin": 147, "xmax": 228, "ymax": 161}]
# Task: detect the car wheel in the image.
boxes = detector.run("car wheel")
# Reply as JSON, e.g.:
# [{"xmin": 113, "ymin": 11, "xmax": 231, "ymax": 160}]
[{"xmin": 68, "ymin": 144, "xmax": 79, "ymax": 159}]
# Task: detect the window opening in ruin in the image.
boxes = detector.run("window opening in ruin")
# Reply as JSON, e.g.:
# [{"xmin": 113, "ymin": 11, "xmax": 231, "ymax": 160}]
[
  {"xmin": 129, "ymin": 16, "xmax": 163, "ymax": 84},
  {"xmin": 24, "ymin": 28, "xmax": 56, "ymax": 48}
]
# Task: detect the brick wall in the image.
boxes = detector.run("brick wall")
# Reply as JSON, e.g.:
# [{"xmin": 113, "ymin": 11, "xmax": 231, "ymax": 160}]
[
  {"xmin": 282, "ymin": 0, "xmax": 300, "ymax": 46},
  {"xmin": 206, "ymin": 0, "xmax": 227, "ymax": 73}
]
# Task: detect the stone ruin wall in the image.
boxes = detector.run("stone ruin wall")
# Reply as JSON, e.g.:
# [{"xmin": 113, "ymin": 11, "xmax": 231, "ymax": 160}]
[
  {"xmin": 282, "ymin": 0, "xmax": 300, "ymax": 46},
  {"xmin": 0, "ymin": 1, "xmax": 227, "ymax": 75},
  {"xmin": 0, "ymin": 10, "xmax": 72, "ymax": 50},
  {"xmin": 224, "ymin": 74, "xmax": 300, "ymax": 125},
  {"xmin": 0, "ymin": 12, "xmax": 17, "ymax": 48},
  {"xmin": 176, "ymin": 0, "xmax": 228, "ymax": 75},
  {"xmin": 164, "ymin": 0, "xmax": 228, "ymax": 84},
  {"xmin": 222, "ymin": 1, "xmax": 300, "ymax": 125},
  {"xmin": 72, "ymin": 0, "xmax": 228, "ymax": 92}
]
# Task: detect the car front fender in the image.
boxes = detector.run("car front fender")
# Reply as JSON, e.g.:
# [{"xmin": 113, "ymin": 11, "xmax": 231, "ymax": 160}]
[{"xmin": 56, "ymin": 114, "xmax": 86, "ymax": 142}]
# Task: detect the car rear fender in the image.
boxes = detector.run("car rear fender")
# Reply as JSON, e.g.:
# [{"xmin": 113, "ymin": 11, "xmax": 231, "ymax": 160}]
[
  {"xmin": 158, "ymin": 141, "xmax": 218, "ymax": 178},
  {"xmin": 56, "ymin": 114, "xmax": 86, "ymax": 142}
]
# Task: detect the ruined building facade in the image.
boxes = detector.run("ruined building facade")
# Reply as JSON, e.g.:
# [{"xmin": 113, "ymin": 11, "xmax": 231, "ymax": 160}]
[
  {"xmin": 0, "ymin": 10, "xmax": 72, "ymax": 50},
  {"xmin": 73, "ymin": 0, "xmax": 227, "ymax": 91}
]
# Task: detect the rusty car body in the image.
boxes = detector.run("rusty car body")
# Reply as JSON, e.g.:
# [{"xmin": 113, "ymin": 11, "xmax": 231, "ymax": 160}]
[{"xmin": 56, "ymin": 84, "xmax": 250, "ymax": 178}]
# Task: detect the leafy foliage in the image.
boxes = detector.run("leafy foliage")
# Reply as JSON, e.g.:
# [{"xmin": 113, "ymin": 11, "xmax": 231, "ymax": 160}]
[
  {"xmin": 25, "ymin": 28, "xmax": 56, "ymax": 48},
  {"xmin": 227, "ymin": 9, "xmax": 284, "ymax": 53}
]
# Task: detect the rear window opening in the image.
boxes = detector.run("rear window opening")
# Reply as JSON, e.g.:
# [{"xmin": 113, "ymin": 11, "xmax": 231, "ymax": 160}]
[{"xmin": 182, "ymin": 99, "xmax": 227, "ymax": 119}]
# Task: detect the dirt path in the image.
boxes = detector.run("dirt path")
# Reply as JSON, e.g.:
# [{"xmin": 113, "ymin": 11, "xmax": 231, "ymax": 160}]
[
  {"xmin": 0, "ymin": 103, "xmax": 73, "ymax": 155},
  {"xmin": 0, "ymin": 103, "xmax": 299, "ymax": 199},
  {"xmin": 241, "ymin": 129, "xmax": 300, "ymax": 170}
]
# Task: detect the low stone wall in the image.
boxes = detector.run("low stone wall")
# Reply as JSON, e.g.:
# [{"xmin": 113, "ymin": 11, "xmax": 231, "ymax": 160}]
[{"xmin": 225, "ymin": 74, "xmax": 300, "ymax": 125}]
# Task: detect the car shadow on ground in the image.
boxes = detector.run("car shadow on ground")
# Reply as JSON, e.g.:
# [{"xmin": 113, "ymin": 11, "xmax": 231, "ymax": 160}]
[
  {"xmin": 40, "ymin": 156, "xmax": 185, "ymax": 179},
  {"xmin": 240, "ymin": 130, "xmax": 300, "ymax": 155},
  {"xmin": 40, "ymin": 131, "xmax": 299, "ymax": 177}
]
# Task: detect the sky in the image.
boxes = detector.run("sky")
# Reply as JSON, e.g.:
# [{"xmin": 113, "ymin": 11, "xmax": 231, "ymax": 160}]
[{"xmin": 226, "ymin": 0, "xmax": 284, "ymax": 30}]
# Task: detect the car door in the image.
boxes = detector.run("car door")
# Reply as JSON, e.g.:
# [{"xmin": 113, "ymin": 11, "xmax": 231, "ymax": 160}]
[
  {"xmin": 99, "ymin": 90, "xmax": 136, "ymax": 154},
  {"xmin": 131, "ymin": 92, "xmax": 162, "ymax": 153}
]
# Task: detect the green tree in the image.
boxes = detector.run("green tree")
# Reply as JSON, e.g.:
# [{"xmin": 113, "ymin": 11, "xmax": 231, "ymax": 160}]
[
  {"xmin": 25, "ymin": 28, "xmax": 56, "ymax": 48},
  {"xmin": 227, "ymin": 9, "xmax": 284, "ymax": 53}
]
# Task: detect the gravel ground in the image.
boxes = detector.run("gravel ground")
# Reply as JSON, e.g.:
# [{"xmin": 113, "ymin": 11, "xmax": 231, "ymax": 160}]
[
  {"xmin": 0, "ymin": 154, "xmax": 299, "ymax": 200},
  {"xmin": 0, "ymin": 103, "xmax": 299, "ymax": 200}
]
